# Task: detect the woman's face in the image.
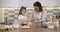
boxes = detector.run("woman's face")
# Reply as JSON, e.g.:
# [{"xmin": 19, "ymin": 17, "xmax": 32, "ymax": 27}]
[
  {"xmin": 34, "ymin": 6, "xmax": 39, "ymax": 12},
  {"xmin": 22, "ymin": 9, "xmax": 26, "ymax": 15}
]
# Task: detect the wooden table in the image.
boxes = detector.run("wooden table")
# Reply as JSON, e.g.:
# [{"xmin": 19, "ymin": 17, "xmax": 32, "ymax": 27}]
[{"xmin": 0, "ymin": 27, "xmax": 59, "ymax": 32}]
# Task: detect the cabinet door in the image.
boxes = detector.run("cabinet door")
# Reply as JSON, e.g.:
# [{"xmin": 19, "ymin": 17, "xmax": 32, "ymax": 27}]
[{"xmin": 0, "ymin": 8, "xmax": 4, "ymax": 23}]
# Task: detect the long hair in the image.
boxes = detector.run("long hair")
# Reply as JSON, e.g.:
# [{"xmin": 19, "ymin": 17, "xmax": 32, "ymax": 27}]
[
  {"xmin": 19, "ymin": 6, "xmax": 26, "ymax": 15},
  {"xmin": 33, "ymin": 1, "xmax": 43, "ymax": 12}
]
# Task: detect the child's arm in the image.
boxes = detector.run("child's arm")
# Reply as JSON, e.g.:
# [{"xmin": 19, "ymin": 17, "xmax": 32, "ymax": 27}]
[{"xmin": 27, "ymin": 16, "xmax": 31, "ymax": 21}]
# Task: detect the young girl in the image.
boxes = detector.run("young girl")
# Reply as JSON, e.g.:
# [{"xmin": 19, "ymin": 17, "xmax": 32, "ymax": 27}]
[{"xmin": 18, "ymin": 6, "xmax": 31, "ymax": 28}]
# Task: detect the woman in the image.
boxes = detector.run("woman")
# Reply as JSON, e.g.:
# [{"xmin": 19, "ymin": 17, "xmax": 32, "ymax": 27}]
[{"xmin": 31, "ymin": 1, "xmax": 47, "ymax": 27}]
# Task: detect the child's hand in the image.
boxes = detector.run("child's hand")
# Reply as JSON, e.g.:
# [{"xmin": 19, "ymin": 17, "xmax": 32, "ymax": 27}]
[
  {"xmin": 28, "ymin": 22, "xmax": 32, "ymax": 26},
  {"xmin": 34, "ymin": 19, "xmax": 41, "ymax": 24},
  {"xmin": 27, "ymin": 16, "xmax": 31, "ymax": 21},
  {"xmin": 21, "ymin": 20, "xmax": 27, "ymax": 24}
]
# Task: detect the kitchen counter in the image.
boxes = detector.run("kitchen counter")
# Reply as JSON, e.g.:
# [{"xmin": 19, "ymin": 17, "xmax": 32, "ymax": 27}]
[
  {"xmin": 0, "ymin": 24, "xmax": 60, "ymax": 32},
  {"xmin": 0, "ymin": 27, "xmax": 60, "ymax": 32}
]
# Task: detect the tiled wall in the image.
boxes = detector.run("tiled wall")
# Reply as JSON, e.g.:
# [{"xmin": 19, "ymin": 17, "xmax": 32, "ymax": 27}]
[
  {"xmin": 4, "ymin": 8, "xmax": 19, "ymax": 24},
  {"xmin": 2, "ymin": 8, "xmax": 60, "ymax": 24}
]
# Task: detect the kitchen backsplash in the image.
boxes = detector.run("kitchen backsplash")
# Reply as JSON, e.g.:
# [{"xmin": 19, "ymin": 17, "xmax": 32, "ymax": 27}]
[
  {"xmin": 1, "ymin": 8, "xmax": 60, "ymax": 24},
  {"xmin": 4, "ymin": 9, "xmax": 19, "ymax": 24}
]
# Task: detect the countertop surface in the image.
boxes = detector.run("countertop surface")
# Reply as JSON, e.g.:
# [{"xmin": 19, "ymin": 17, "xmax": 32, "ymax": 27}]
[
  {"xmin": 0, "ymin": 24, "xmax": 60, "ymax": 32},
  {"xmin": 0, "ymin": 27, "xmax": 60, "ymax": 32}
]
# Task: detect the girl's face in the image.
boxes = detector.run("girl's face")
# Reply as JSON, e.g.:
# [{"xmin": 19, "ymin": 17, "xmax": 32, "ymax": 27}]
[
  {"xmin": 34, "ymin": 6, "xmax": 39, "ymax": 12},
  {"xmin": 22, "ymin": 9, "xmax": 26, "ymax": 15}
]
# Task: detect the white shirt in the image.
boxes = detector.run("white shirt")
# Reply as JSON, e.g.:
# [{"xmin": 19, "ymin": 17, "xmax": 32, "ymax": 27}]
[
  {"xmin": 13, "ymin": 15, "xmax": 27, "ymax": 28},
  {"xmin": 18, "ymin": 15, "xmax": 27, "ymax": 20},
  {"xmin": 31, "ymin": 10, "xmax": 47, "ymax": 21}
]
